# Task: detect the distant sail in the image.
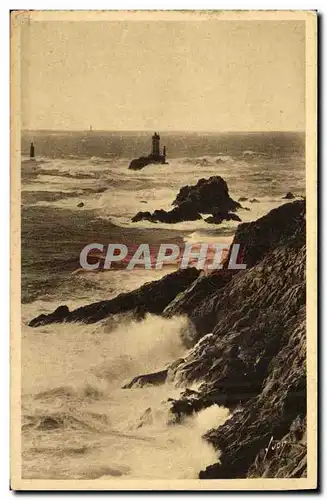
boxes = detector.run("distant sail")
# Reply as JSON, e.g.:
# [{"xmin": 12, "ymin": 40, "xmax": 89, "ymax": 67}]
[
  {"xmin": 90, "ymin": 125, "xmax": 93, "ymax": 132},
  {"xmin": 30, "ymin": 142, "xmax": 35, "ymax": 159}
]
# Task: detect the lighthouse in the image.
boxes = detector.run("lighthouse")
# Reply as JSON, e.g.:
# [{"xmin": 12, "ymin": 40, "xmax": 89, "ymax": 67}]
[
  {"xmin": 30, "ymin": 142, "xmax": 35, "ymax": 159},
  {"xmin": 150, "ymin": 132, "xmax": 166, "ymax": 163},
  {"xmin": 129, "ymin": 132, "xmax": 168, "ymax": 170},
  {"xmin": 151, "ymin": 132, "xmax": 160, "ymax": 157}
]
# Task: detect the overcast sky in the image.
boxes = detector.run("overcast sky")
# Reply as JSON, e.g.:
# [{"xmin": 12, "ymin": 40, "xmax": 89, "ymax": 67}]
[{"xmin": 21, "ymin": 19, "xmax": 305, "ymax": 131}]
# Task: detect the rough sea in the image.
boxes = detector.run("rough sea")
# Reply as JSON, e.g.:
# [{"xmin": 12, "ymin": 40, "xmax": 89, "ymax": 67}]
[{"xmin": 21, "ymin": 131, "xmax": 305, "ymax": 479}]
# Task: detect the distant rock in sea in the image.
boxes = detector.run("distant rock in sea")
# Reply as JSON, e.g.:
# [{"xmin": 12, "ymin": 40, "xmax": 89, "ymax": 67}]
[
  {"xmin": 205, "ymin": 212, "xmax": 242, "ymax": 224},
  {"xmin": 283, "ymin": 191, "xmax": 295, "ymax": 199},
  {"xmin": 132, "ymin": 176, "xmax": 242, "ymax": 225},
  {"xmin": 129, "ymin": 156, "xmax": 166, "ymax": 170}
]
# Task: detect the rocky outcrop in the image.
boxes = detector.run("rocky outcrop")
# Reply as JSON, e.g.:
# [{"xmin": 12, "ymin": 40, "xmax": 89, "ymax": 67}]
[
  {"xmin": 126, "ymin": 200, "xmax": 307, "ymax": 479},
  {"xmin": 132, "ymin": 176, "xmax": 241, "ymax": 224},
  {"xmin": 29, "ymin": 267, "xmax": 200, "ymax": 327},
  {"xmin": 199, "ymin": 301, "xmax": 306, "ymax": 478},
  {"xmin": 166, "ymin": 199, "xmax": 307, "ymax": 479},
  {"xmin": 122, "ymin": 369, "xmax": 168, "ymax": 389},
  {"xmin": 132, "ymin": 202, "xmax": 202, "ymax": 224},
  {"xmin": 283, "ymin": 191, "xmax": 295, "ymax": 199},
  {"xmin": 172, "ymin": 176, "xmax": 241, "ymax": 214},
  {"xmin": 247, "ymin": 416, "xmax": 307, "ymax": 478},
  {"xmin": 205, "ymin": 212, "xmax": 241, "ymax": 224},
  {"xmin": 129, "ymin": 155, "xmax": 166, "ymax": 170},
  {"xmin": 230, "ymin": 199, "xmax": 305, "ymax": 268}
]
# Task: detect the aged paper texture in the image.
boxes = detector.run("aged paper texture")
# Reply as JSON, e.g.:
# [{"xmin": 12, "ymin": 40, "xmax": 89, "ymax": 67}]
[{"xmin": 11, "ymin": 10, "xmax": 317, "ymax": 491}]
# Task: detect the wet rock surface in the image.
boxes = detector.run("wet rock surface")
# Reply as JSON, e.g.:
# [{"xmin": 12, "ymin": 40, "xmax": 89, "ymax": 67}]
[
  {"xmin": 122, "ymin": 369, "xmax": 168, "ymax": 389},
  {"xmin": 168, "ymin": 200, "xmax": 306, "ymax": 479},
  {"xmin": 29, "ymin": 267, "xmax": 200, "ymax": 327},
  {"xmin": 128, "ymin": 200, "xmax": 307, "ymax": 479},
  {"xmin": 132, "ymin": 176, "xmax": 241, "ymax": 224},
  {"xmin": 283, "ymin": 191, "xmax": 295, "ymax": 199},
  {"xmin": 172, "ymin": 176, "xmax": 241, "ymax": 214}
]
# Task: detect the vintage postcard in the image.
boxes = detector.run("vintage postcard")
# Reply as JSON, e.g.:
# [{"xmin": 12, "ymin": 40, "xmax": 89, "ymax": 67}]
[{"xmin": 11, "ymin": 10, "xmax": 317, "ymax": 491}]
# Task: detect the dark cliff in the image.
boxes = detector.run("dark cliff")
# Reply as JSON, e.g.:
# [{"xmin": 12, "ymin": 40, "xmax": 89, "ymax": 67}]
[
  {"xmin": 166, "ymin": 200, "xmax": 307, "ymax": 478},
  {"xmin": 124, "ymin": 200, "xmax": 307, "ymax": 479}
]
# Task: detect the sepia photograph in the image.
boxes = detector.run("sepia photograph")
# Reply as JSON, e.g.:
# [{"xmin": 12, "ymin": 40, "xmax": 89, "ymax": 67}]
[{"xmin": 10, "ymin": 10, "xmax": 317, "ymax": 490}]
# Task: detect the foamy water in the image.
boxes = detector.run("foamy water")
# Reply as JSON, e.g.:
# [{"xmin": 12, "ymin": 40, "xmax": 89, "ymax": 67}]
[
  {"xmin": 22, "ymin": 313, "xmax": 229, "ymax": 479},
  {"xmin": 21, "ymin": 132, "xmax": 305, "ymax": 479}
]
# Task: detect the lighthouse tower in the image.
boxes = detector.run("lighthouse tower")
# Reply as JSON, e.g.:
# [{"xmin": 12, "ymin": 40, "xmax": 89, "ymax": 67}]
[
  {"xmin": 151, "ymin": 132, "xmax": 161, "ymax": 157},
  {"xmin": 129, "ymin": 132, "xmax": 168, "ymax": 169}
]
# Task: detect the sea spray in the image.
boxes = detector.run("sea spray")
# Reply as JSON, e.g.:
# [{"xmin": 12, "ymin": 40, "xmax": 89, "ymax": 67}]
[{"xmin": 22, "ymin": 313, "xmax": 230, "ymax": 479}]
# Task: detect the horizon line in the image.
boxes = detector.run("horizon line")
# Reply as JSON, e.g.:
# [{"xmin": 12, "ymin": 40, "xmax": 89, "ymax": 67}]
[{"xmin": 22, "ymin": 129, "xmax": 305, "ymax": 134}]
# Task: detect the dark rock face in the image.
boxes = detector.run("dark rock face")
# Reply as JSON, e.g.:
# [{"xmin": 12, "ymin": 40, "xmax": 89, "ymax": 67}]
[
  {"xmin": 283, "ymin": 191, "xmax": 295, "ymax": 199},
  {"xmin": 122, "ymin": 369, "xmax": 168, "ymax": 389},
  {"xmin": 163, "ymin": 270, "xmax": 236, "ymax": 326},
  {"xmin": 29, "ymin": 305, "xmax": 70, "ymax": 327},
  {"xmin": 132, "ymin": 203, "xmax": 202, "ymax": 224},
  {"xmin": 163, "ymin": 200, "xmax": 307, "ymax": 479},
  {"xmin": 247, "ymin": 416, "xmax": 307, "ymax": 478},
  {"xmin": 132, "ymin": 176, "xmax": 241, "ymax": 224},
  {"xmin": 238, "ymin": 197, "xmax": 248, "ymax": 202},
  {"xmin": 205, "ymin": 212, "xmax": 241, "ymax": 224},
  {"xmin": 164, "ymin": 200, "xmax": 305, "ymax": 327},
  {"xmin": 129, "ymin": 155, "xmax": 166, "ymax": 170},
  {"xmin": 172, "ymin": 176, "xmax": 241, "ymax": 214},
  {"xmin": 29, "ymin": 267, "xmax": 200, "ymax": 327},
  {"xmin": 199, "ymin": 302, "xmax": 306, "ymax": 478},
  {"xmin": 230, "ymin": 199, "xmax": 305, "ymax": 268},
  {"xmin": 126, "ymin": 200, "xmax": 306, "ymax": 478}
]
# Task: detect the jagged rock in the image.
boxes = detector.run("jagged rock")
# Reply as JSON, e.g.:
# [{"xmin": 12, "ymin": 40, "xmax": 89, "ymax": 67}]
[
  {"xmin": 283, "ymin": 192, "xmax": 295, "ymax": 199},
  {"xmin": 238, "ymin": 197, "xmax": 248, "ymax": 202},
  {"xmin": 163, "ymin": 270, "xmax": 235, "ymax": 322},
  {"xmin": 199, "ymin": 303, "xmax": 306, "ymax": 478},
  {"xmin": 132, "ymin": 202, "xmax": 202, "ymax": 224},
  {"xmin": 129, "ymin": 155, "xmax": 166, "ymax": 170},
  {"xmin": 129, "ymin": 157, "xmax": 153, "ymax": 170},
  {"xmin": 29, "ymin": 267, "xmax": 200, "ymax": 327},
  {"xmin": 247, "ymin": 416, "xmax": 307, "ymax": 478},
  {"xmin": 205, "ymin": 212, "xmax": 242, "ymax": 224},
  {"xmin": 29, "ymin": 305, "xmax": 70, "ymax": 327},
  {"xmin": 132, "ymin": 176, "xmax": 240, "ymax": 224},
  {"xmin": 172, "ymin": 176, "xmax": 241, "ymax": 214},
  {"xmin": 250, "ymin": 198, "xmax": 260, "ymax": 203},
  {"xmin": 163, "ymin": 201, "xmax": 305, "ymax": 325},
  {"xmin": 77, "ymin": 202, "xmax": 84, "ymax": 208},
  {"xmin": 122, "ymin": 369, "xmax": 168, "ymax": 389},
  {"xmin": 158, "ymin": 200, "xmax": 306, "ymax": 478},
  {"xmin": 230, "ymin": 199, "xmax": 305, "ymax": 268},
  {"xmin": 131, "ymin": 211, "xmax": 154, "ymax": 223}
]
